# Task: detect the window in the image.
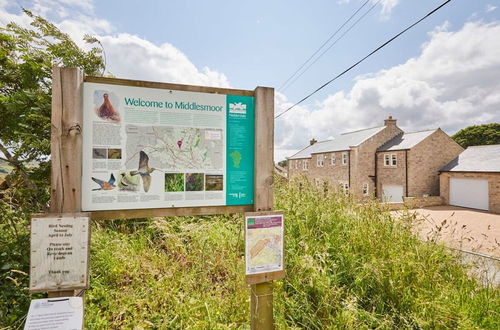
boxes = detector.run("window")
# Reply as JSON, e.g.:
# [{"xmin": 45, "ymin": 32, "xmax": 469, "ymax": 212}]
[
  {"xmin": 303, "ymin": 160, "xmax": 308, "ymax": 171},
  {"xmin": 342, "ymin": 153, "xmax": 348, "ymax": 165},
  {"xmin": 317, "ymin": 154, "xmax": 324, "ymax": 167},
  {"xmin": 331, "ymin": 154, "xmax": 336, "ymax": 165},
  {"xmin": 339, "ymin": 182, "xmax": 349, "ymax": 196},
  {"xmin": 384, "ymin": 154, "xmax": 397, "ymax": 167},
  {"xmin": 363, "ymin": 183, "xmax": 369, "ymax": 196},
  {"xmin": 294, "ymin": 160, "xmax": 298, "ymax": 169}
]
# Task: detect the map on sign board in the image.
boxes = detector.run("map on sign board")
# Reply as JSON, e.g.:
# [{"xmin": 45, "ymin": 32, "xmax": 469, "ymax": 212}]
[
  {"xmin": 81, "ymin": 83, "xmax": 255, "ymax": 211},
  {"xmin": 245, "ymin": 214, "xmax": 284, "ymax": 275}
]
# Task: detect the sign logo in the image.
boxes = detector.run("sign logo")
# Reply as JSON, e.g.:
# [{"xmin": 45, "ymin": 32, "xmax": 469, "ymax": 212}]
[{"xmin": 229, "ymin": 102, "xmax": 247, "ymax": 114}]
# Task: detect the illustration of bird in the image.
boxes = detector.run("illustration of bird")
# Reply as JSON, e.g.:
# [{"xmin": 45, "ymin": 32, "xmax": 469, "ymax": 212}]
[
  {"xmin": 131, "ymin": 151, "xmax": 156, "ymax": 193},
  {"xmin": 117, "ymin": 170, "xmax": 140, "ymax": 191},
  {"xmin": 91, "ymin": 173, "xmax": 116, "ymax": 191},
  {"xmin": 97, "ymin": 93, "xmax": 120, "ymax": 122}
]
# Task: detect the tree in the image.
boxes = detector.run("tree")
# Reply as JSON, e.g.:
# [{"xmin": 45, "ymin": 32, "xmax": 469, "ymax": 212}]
[
  {"xmin": 0, "ymin": 10, "xmax": 104, "ymax": 326},
  {"xmin": 451, "ymin": 123, "xmax": 500, "ymax": 149}
]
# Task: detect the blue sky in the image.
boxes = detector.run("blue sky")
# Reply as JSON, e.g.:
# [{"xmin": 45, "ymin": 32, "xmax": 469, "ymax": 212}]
[{"xmin": 2, "ymin": 0, "xmax": 499, "ymax": 161}]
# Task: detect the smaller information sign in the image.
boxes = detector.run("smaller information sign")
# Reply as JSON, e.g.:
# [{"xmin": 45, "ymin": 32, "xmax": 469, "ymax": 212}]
[
  {"xmin": 24, "ymin": 297, "xmax": 83, "ymax": 330},
  {"xmin": 245, "ymin": 212, "xmax": 284, "ymax": 277},
  {"xmin": 30, "ymin": 215, "xmax": 90, "ymax": 292}
]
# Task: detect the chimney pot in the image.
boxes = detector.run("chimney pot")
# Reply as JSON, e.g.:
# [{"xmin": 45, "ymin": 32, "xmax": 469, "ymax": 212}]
[{"xmin": 310, "ymin": 138, "xmax": 317, "ymax": 145}]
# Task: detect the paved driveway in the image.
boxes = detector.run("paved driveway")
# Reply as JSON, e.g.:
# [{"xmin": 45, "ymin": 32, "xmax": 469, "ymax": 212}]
[{"xmin": 395, "ymin": 206, "xmax": 500, "ymax": 258}]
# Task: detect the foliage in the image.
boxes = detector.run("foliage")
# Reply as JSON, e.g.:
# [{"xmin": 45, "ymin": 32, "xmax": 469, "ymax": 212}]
[
  {"xmin": 164, "ymin": 173, "xmax": 184, "ymax": 192},
  {"xmin": 277, "ymin": 159, "xmax": 288, "ymax": 168},
  {"xmin": 452, "ymin": 123, "xmax": 500, "ymax": 148},
  {"xmin": 0, "ymin": 10, "xmax": 104, "ymax": 327},
  {"xmin": 81, "ymin": 178, "xmax": 499, "ymax": 329}
]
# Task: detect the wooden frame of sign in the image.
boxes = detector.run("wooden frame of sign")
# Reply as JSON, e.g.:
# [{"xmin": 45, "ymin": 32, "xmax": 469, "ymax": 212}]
[
  {"xmin": 244, "ymin": 210, "xmax": 286, "ymax": 285},
  {"xmin": 51, "ymin": 67, "xmax": 273, "ymax": 220}
]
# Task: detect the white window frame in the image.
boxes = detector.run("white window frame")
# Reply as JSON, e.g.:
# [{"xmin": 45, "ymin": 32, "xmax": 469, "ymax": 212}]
[
  {"xmin": 342, "ymin": 153, "xmax": 348, "ymax": 165},
  {"xmin": 384, "ymin": 153, "xmax": 397, "ymax": 167},
  {"xmin": 303, "ymin": 160, "xmax": 308, "ymax": 171},
  {"xmin": 391, "ymin": 154, "xmax": 397, "ymax": 167},
  {"xmin": 363, "ymin": 183, "xmax": 369, "ymax": 196},
  {"xmin": 295, "ymin": 160, "xmax": 298, "ymax": 169},
  {"xmin": 317, "ymin": 154, "xmax": 324, "ymax": 167},
  {"xmin": 331, "ymin": 154, "xmax": 336, "ymax": 165}
]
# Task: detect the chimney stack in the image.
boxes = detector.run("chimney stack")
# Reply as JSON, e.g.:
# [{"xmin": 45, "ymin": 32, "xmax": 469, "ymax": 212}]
[
  {"xmin": 309, "ymin": 138, "xmax": 317, "ymax": 145},
  {"xmin": 384, "ymin": 116, "xmax": 397, "ymax": 126}
]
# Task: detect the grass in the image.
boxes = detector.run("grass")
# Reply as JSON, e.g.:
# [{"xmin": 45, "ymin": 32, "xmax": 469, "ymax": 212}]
[{"xmin": 84, "ymin": 177, "xmax": 499, "ymax": 329}]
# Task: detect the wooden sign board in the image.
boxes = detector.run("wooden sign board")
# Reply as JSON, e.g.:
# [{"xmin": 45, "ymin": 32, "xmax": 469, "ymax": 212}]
[
  {"xmin": 30, "ymin": 214, "xmax": 90, "ymax": 293},
  {"xmin": 245, "ymin": 211, "xmax": 285, "ymax": 285}
]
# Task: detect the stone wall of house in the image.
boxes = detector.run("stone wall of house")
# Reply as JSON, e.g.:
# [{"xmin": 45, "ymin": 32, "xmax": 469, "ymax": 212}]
[
  {"xmin": 308, "ymin": 151, "xmax": 350, "ymax": 187},
  {"xmin": 408, "ymin": 129, "xmax": 463, "ymax": 197},
  {"xmin": 350, "ymin": 122, "xmax": 403, "ymax": 198},
  {"xmin": 440, "ymin": 172, "xmax": 500, "ymax": 214},
  {"xmin": 376, "ymin": 150, "xmax": 407, "ymax": 198}
]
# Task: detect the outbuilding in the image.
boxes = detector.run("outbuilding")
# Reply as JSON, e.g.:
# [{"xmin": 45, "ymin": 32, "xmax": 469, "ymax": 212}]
[{"xmin": 440, "ymin": 145, "xmax": 500, "ymax": 213}]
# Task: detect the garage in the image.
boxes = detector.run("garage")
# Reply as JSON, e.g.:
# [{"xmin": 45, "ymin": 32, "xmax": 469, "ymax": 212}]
[
  {"xmin": 382, "ymin": 184, "xmax": 404, "ymax": 203},
  {"xmin": 440, "ymin": 145, "xmax": 500, "ymax": 214},
  {"xmin": 449, "ymin": 178, "xmax": 489, "ymax": 211}
]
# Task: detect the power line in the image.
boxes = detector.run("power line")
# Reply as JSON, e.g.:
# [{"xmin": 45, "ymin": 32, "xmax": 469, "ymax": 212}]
[
  {"xmin": 278, "ymin": 0, "xmax": 371, "ymax": 92},
  {"xmin": 275, "ymin": 0, "xmax": 454, "ymax": 119},
  {"xmin": 280, "ymin": 0, "xmax": 380, "ymax": 93}
]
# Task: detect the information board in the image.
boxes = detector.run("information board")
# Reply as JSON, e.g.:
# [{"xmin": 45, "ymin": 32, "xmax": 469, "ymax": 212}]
[
  {"xmin": 81, "ymin": 83, "xmax": 255, "ymax": 211},
  {"xmin": 30, "ymin": 215, "xmax": 90, "ymax": 292},
  {"xmin": 245, "ymin": 212, "xmax": 284, "ymax": 276}
]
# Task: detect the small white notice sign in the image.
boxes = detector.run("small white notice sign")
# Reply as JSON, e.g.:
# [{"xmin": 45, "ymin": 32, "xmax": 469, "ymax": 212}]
[
  {"xmin": 24, "ymin": 297, "xmax": 83, "ymax": 330},
  {"xmin": 30, "ymin": 214, "xmax": 90, "ymax": 292}
]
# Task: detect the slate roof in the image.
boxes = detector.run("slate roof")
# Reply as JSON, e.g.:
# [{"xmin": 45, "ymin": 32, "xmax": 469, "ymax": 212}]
[
  {"xmin": 440, "ymin": 145, "xmax": 500, "ymax": 172},
  {"xmin": 377, "ymin": 129, "xmax": 437, "ymax": 151},
  {"xmin": 287, "ymin": 126, "xmax": 385, "ymax": 160}
]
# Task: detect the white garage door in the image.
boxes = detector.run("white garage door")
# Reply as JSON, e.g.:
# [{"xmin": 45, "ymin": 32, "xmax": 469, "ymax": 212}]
[
  {"xmin": 382, "ymin": 185, "xmax": 404, "ymax": 203},
  {"xmin": 450, "ymin": 178, "xmax": 489, "ymax": 211}
]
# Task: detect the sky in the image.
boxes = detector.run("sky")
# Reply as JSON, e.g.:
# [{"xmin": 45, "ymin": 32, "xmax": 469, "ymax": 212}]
[{"xmin": 1, "ymin": 0, "xmax": 499, "ymax": 161}]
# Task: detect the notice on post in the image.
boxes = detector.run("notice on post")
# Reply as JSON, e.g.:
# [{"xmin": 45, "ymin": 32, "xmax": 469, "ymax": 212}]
[
  {"xmin": 30, "ymin": 215, "xmax": 90, "ymax": 292},
  {"xmin": 24, "ymin": 297, "xmax": 83, "ymax": 330},
  {"xmin": 245, "ymin": 213, "xmax": 284, "ymax": 275}
]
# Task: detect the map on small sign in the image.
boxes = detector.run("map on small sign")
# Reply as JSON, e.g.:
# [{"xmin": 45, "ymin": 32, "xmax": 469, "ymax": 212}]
[{"xmin": 245, "ymin": 214, "xmax": 284, "ymax": 275}]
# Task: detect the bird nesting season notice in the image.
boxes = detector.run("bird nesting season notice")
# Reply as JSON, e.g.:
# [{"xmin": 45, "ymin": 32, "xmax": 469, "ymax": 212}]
[
  {"xmin": 81, "ymin": 82, "xmax": 255, "ymax": 211},
  {"xmin": 30, "ymin": 215, "xmax": 90, "ymax": 292}
]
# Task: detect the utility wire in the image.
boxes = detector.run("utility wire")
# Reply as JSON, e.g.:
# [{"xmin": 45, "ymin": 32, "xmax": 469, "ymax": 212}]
[
  {"xmin": 278, "ymin": 0, "xmax": 371, "ymax": 92},
  {"xmin": 275, "ymin": 0, "xmax": 454, "ymax": 119},
  {"xmin": 281, "ymin": 0, "xmax": 380, "ymax": 93}
]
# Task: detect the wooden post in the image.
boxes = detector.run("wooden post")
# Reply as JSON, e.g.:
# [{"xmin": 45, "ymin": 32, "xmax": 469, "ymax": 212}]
[
  {"xmin": 49, "ymin": 67, "xmax": 84, "ymax": 297},
  {"xmin": 251, "ymin": 86, "xmax": 275, "ymax": 329}
]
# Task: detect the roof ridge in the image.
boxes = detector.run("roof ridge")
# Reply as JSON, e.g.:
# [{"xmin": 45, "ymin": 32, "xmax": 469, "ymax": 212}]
[
  {"xmin": 466, "ymin": 144, "xmax": 500, "ymax": 149},
  {"xmin": 340, "ymin": 125, "xmax": 384, "ymax": 135},
  {"xmin": 403, "ymin": 128, "xmax": 438, "ymax": 134}
]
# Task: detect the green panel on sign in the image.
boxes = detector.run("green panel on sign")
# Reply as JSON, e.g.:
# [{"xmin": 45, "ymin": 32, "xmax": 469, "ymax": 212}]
[{"xmin": 226, "ymin": 95, "xmax": 254, "ymax": 205}]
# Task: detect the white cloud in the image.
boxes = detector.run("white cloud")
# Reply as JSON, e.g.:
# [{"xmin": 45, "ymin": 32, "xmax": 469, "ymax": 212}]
[
  {"xmin": 0, "ymin": 0, "xmax": 230, "ymax": 87},
  {"xmin": 99, "ymin": 33, "xmax": 230, "ymax": 87},
  {"xmin": 486, "ymin": 4, "xmax": 497, "ymax": 13},
  {"xmin": 275, "ymin": 21, "xmax": 500, "ymax": 161}
]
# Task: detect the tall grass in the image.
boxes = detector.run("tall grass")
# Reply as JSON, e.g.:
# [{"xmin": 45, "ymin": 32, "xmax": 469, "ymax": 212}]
[{"xmin": 85, "ymin": 177, "xmax": 499, "ymax": 328}]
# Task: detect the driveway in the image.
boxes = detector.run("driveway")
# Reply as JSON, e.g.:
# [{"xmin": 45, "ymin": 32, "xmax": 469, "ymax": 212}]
[{"xmin": 394, "ymin": 206, "xmax": 500, "ymax": 258}]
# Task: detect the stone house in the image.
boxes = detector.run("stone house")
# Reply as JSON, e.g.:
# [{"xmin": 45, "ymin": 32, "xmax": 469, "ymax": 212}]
[
  {"xmin": 440, "ymin": 145, "xmax": 500, "ymax": 213},
  {"xmin": 287, "ymin": 117, "xmax": 463, "ymax": 202}
]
